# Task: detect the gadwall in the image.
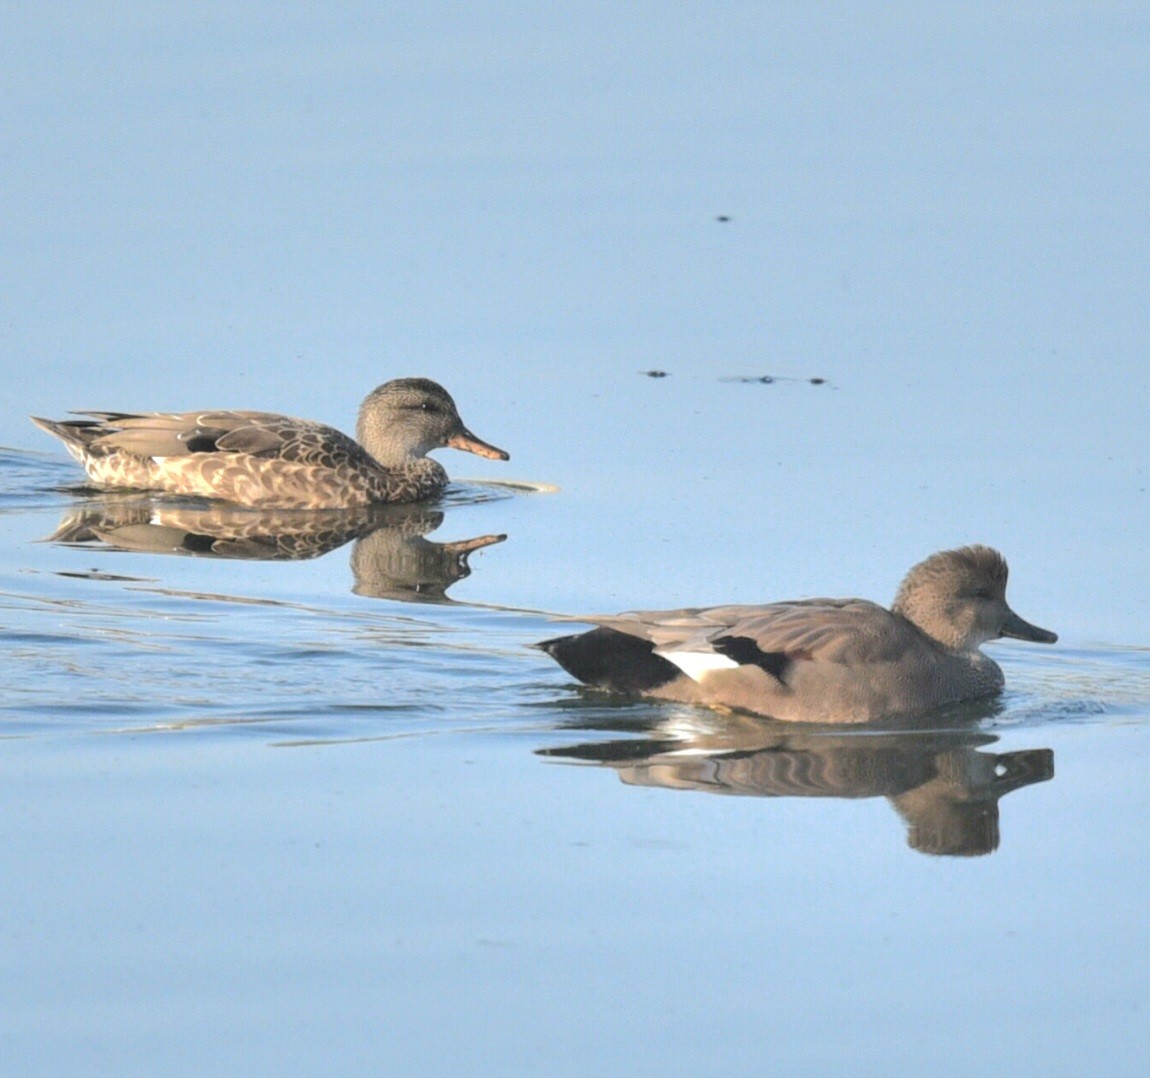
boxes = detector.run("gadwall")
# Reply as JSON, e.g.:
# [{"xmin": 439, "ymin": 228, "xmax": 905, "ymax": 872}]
[
  {"xmin": 537, "ymin": 545, "xmax": 1057, "ymax": 724},
  {"xmin": 31, "ymin": 378, "xmax": 508, "ymax": 509}
]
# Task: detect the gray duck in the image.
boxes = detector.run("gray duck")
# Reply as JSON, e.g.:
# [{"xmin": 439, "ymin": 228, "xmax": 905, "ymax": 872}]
[{"xmin": 538, "ymin": 545, "xmax": 1057, "ymax": 724}]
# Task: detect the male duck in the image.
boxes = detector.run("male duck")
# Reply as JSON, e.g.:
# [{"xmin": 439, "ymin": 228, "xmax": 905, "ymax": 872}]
[
  {"xmin": 32, "ymin": 378, "xmax": 508, "ymax": 510},
  {"xmin": 537, "ymin": 545, "xmax": 1057, "ymax": 724}
]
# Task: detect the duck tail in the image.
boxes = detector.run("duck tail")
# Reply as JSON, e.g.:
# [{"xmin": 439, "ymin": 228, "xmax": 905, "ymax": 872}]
[
  {"xmin": 536, "ymin": 627, "xmax": 681, "ymax": 693},
  {"xmin": 30, "ymin": 415, "xmax": 103, "ymax": 451}
]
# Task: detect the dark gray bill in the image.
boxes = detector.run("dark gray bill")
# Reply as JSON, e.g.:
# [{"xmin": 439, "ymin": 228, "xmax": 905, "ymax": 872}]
[{"xmin": 1000, "ymin": 608, "xmax": 1058, "ymax": 644}]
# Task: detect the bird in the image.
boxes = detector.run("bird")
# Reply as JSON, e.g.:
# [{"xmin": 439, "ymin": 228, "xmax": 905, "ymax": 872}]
[
  {"xmin": 536, "ymin": 545, "xmax": 1057, "ymax": 724},
  {"xmin": 31, "ymin": 377, "xmax": 508, "ymax": 509}
]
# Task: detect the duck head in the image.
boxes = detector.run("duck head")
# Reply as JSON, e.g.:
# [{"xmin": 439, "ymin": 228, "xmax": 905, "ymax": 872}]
[
  {"xmin": 356, "ymin": 378, "xmax": 509, "ymax": 467},
  {"xmin": 891, "ymin": 545, "xmax": 1058, "ymax": 651}
]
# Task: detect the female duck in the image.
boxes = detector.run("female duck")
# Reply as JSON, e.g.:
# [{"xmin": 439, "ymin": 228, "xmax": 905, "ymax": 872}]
[
  {"xmin": 537, "ymin": 545, "xmax": 1057, "ymax": 724},
  {"xmin": 32, "ymin": 378, "xmax": 508, "ymax": 510}
]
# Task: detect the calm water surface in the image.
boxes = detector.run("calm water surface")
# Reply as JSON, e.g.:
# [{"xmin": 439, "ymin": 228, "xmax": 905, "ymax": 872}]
[
  {"xmin": 2, "ymin": 5, "xmax": 1150, "ymax": 1076},
  {"xmin": 2, "ymin": 417, "xmax": 1148, "ymax": 1076}
]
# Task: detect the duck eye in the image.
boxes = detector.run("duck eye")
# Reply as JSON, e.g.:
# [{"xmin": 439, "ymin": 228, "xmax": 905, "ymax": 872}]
[{"xmin": 972, "ymin": 588, "xmax": 993, "ymax": 600}]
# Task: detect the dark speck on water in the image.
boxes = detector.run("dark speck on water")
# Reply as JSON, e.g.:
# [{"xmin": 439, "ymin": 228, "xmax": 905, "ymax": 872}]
[
  {"xmin": 56, "ymin": 569, "xmax": 147, "ymax": 582},
  {"xmin": 720, "ymin": 374, "xmax": 828, "ymax": 386},
  {"xmin": 715, "ymin": 215, "xmax": 731, "ymax": 222},
  {"xmin": 641, "ymin": 370, "xmax": 669, "ymax": 378}
]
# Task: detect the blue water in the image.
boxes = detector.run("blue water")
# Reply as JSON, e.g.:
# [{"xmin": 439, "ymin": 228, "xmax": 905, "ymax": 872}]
[{"xmin": 2, "ymin": 5, "xmax": 1150, "ymax": 1075}]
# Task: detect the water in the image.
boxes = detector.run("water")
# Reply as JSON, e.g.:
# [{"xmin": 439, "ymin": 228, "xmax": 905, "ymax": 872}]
[{"xmin": 2, "ymin": 5, "xmax": 1150, "ymax": 1075}]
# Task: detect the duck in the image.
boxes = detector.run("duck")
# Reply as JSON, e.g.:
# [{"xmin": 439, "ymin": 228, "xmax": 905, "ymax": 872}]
[
  {"xmin": 536, "ymin": 545, "xmax": 1057, "ymax": 724},
  {"xmin": 31, "ymin": 378, "xmax": 508, "ymax": 510}
]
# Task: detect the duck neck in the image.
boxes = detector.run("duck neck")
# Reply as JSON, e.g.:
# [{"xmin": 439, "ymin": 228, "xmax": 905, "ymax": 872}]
[
  {"xmin": 356, "ymin": 420, "xmax": 424, "ymax": 469},
  {"xmin": 891, "ymin": 597, "xmax": 966, "ymax": 650}
]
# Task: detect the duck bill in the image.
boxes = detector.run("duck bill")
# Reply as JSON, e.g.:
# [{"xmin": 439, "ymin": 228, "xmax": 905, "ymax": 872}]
[
  {"xmin": 447, "ymin": 427, "xmax": 510, "ymax": 461},
  {"xmin": 1000, "ymin": 608, "xmax": 1058, "ymax": 644},
  {"xmin": 441, "ymin": 533, "xmax": 507, "ymax": 555}
]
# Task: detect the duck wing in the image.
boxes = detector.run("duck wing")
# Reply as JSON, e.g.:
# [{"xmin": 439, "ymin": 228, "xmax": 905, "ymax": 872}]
[
  {"xmin": 709, "ymin": 600, "xmax": 914, "ymax": 664},
  {"xmin": 79, "ymin": 410, "xmax": 371, "ymax": 467},
  {"xmin": 595, "ymin": 599, "xmax": 914, "ymax": 684}
]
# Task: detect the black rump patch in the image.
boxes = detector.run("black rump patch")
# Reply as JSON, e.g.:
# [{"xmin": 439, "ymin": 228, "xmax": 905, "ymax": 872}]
[
  {"xmin": 710, "ymin": 635, "xmax": 794, "ymax": 683},
  {"xmin": 536, "ymin": 627, "xmax": 681, "ymax": 693}
]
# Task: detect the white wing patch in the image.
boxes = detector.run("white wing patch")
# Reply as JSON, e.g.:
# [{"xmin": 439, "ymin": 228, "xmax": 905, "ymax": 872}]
[{"xmin": 661, "ymin": 649, "xmax": 739, "ymax": 683}]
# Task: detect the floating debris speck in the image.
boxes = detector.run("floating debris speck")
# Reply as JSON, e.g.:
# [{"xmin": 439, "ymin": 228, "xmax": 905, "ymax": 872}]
[{"xmin": 720, "ymin": 374, "xmax": 830, "ymax": 387}]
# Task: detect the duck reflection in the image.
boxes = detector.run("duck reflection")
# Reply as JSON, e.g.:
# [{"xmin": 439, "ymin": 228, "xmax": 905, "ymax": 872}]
[
  {"xmin": 44, "ymin": 496, "xmax": 504, "ymax": 603},
  {"xmin": 539, "ymin": 707, "xmax": 1053, "ymax": 857}
]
